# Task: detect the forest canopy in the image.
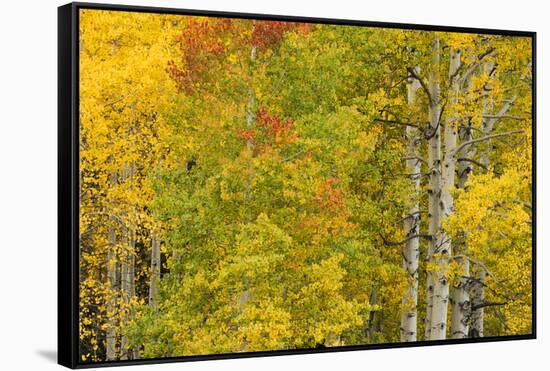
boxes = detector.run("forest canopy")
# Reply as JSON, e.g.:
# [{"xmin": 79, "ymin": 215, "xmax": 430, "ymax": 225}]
[{"xmin": 78, "ymin": 9, "xmax": 533, "ymax": 363}]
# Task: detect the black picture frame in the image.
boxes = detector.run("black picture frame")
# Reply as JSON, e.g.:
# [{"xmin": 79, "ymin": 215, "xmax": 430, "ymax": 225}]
[{"xmin": 58, "ymin": 2, "xmax": 537, "ymax": 368}]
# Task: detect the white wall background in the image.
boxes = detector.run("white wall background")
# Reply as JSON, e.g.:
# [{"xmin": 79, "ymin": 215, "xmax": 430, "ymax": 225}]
[{"xmin": 0, "ymin": 0, "xmax": 545, "ymax": 369}]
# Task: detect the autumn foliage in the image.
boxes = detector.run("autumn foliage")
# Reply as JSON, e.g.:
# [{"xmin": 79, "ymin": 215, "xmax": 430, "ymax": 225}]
[{"xmin": 78, "ymin": 9, "xmax": 533, "ymax": 364}]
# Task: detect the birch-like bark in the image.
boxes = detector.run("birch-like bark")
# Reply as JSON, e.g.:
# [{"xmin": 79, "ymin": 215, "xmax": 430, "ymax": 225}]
[
  {"xmin": 451, "ymin": 67, "xmax": 479, "ymax": 339},
  {"xmin": 106, "ymin": 171, "xmax": 118, "ymax": 361},
  {"xmin": 119, "ymin": 228, "xmax": 130, "ymax": 360},
  {"xmin": 425, "ymin": 38, "xmax": 441, "ymax": 341},
  {"xmin": 451, "ymin": 62, "xmax": 478, "ymax": 339},
  {"xmin": 106, "ymin": 40, "xmax": 121, "ymax": 361},
  {"xmin": 106, "ymin": 222, "xmax": 118, "ymax": 361},
  {"xmin": 479, "ymin": 61, "xmax": 495, "ymax": 169},
  {"xmin": 129, "ymin": 231, "xmax": 138, "ymax": 359},
  {"xmin": 469, "ymin": 267, "xmax": 487, "ymax": 337},
  {"xmin": 120, "ymin": 163, "xmax": 136, "ymax": 360},
  {"xmin": 400, "ymin": 66, "xmax": 421, "ymax": 342},
  {"xmin": 430, "ymin": 47, "xmax": 460, "ymax": 340},
  {"xmin": 440, "ymin": 48, "xmax": 468, "ymax": 340}
]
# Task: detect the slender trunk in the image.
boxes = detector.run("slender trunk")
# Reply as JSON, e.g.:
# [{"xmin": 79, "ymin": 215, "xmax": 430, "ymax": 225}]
[
  {"xmin": 451, "ymin": 60, "xmax": 476, "ymax": 339},
  {"xmin": 106, "ymin": 224, "xmax": 118, "ymax": 360},
  {"xmin": 468, "ymin": 267, "xmax": 487, "ymax": 337},
  {"xmin": 401, "ymin": 66, "xmax": 421, "ymax": 342},
  {"xmin": 149, "ymin": 231, "xmax": 161, "ymax": 306},
  {"xmin": 119, "ymin": 228, "xmax": 130, "ymax": 360},
  {"xmin": 239, "ymin": 44, "xmax": 257, "ymax": 352},
  {"xmin": 436, "ymin": 48, "xmax": 467, "ymax": 339},
  {"xmin": 451, "ymin": 255, "xmax": 470, "ymax": 338},
  {"xmin": 457, "ymin": 125, "xmax": 475, "ymax": 189},
  {"xmin": 120, "ymin": 163, "xmax": 136, "ymax": 360},
  {"xmin": 244, "ymin": 45, "xmax": 257, "ymax": 222},
  {"xmin": 479, "ymin": 61, "xmax": 496, "ymax": 168},
  {"xmin": 367, "ymin": 287, "xmax": 380, "ymax": 341},
  {"xmin": 106, "ymin": 171, "xmax": 118, "ymax": 361},
  {"xmin": 425, "ymin": 38, "xmax": 441, "ymax": 340},
  {"xmin": 429, "ymin": 47, "xmax": 460, "ymax": 340}
]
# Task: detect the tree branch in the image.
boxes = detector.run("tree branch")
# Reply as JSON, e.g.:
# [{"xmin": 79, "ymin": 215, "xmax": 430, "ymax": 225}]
[
  {"xmin": 484, "ymin": 96, "xmax": 517, "ymax": 131},
  {"xmin": 453, "ymin": 130, "xmax": 524, "ymax": 157},
  {"xmin": 482, "ymin": 115, "xmax": 526, "ymax": 121},
  {"xmin": 393, "ymin": 211, "xmax": 428, "ymax": 225},
  {"xmin": 460, "ymin": 48, "xmax": 496, "ymax": 87},
  {"xmin": 471, "ymin": 301, "xmax": 508, "ymax": 311},
  {"xmin": 513, "ymin": 199, "xmax": 532, "ymax": 209},
  {"xmin": 402, "ymin": 156, "xmax": 428, "ymax": 166},
  {"xmin": 281, "ymin": 149, "xmax": 307, "ymax": 163},
  {"xmin": 457, "ymin": 157, "xmax": 489, "ymax": 170},
  {"xmin": 407, "ymin": 67, "xmax": 433, "ymax": 104}
]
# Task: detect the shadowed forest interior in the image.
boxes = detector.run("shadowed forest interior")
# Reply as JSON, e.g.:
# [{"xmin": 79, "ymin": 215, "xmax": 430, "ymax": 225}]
[{"xmin": 78, "ymin": 9, "xmax": 533, "ymax": 363}]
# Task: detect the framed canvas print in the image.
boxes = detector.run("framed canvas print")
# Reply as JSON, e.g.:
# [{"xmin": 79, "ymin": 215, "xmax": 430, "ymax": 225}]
[{"xmin": 58, "ymin": 2, "xmax": 536, "ymax": 368}]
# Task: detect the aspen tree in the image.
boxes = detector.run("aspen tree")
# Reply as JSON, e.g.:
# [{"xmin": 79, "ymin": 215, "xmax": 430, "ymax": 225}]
[
  {"xmin": 425, "ymin": 38, "xmax": 441, "ymax": 340},
  {"xmin": 400, "ymin": 66, "xmax": 421, "ymax": 342},
  {"xmin": 432, "ymin": 47, "xmax": 460, "ymax": 340}
]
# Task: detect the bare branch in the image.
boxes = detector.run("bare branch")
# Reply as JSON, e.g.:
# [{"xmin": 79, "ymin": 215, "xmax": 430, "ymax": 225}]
[
  {"xmin": 513, "ymin": 199, "xmax": 532, "ymax": 209},
  {"xmin": 393, "ymin": 211, "xmax": 428, "ymax": 225},
  {"xmin": 454, "ymin": 254, "xmax": 500, "ymax": 284},
  {"xmin": 457, "ymin": 157, "xmax": 489, "ymax": 170},
  {"xmin": 104, "ymin": 96, "xmax": 126, "ymax": 108},
  {"xmin": 471, "ymin": 301, "xmax": 508, "ymax": 311},
  {"xmin": 482, "ymin": 115, "xmax": 526, "ymax": 121},
  {"xmin": 484, "ymin": 96, "xmax": 517, "ymax": 131},
  {"xmin": 460, "ymin": 48, "xmax": 496, "ymax": 87},
  {"xmin": 453, "ymin": 130, "xmax": 524, "ymax": 157},
  {"xmin": 407, "ymin": 67, "xmax": 433, "ymax": 103},
  {"xmin": 402, "ymin": 156, "xmax": 428, "ymax": 166},
  {"xmin": 281, "ymin": 149, "xmax": 308, "ymax": 163}
]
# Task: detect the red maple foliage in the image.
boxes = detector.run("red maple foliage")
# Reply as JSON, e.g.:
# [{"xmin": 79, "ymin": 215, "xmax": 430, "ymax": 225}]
[
  {"xmin": 252, "ymin": 21, "xmax": 310, "ymax": 51},
  {"xmin": 167, "ymin": 19, "xmax": 233, "ymax": 93},
  {"xmin": 256, "ymin": 107, "xmax": 295, "ymax": 137},
  {"xmin": 168, "ymin": 19, "xmax": 310, "ymax": 93}
]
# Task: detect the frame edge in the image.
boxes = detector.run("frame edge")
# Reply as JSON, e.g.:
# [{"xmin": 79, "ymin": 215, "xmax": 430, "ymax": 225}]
[{"xmin": 58, "ymin": 2, "xmax": 79, "ymax": 369}]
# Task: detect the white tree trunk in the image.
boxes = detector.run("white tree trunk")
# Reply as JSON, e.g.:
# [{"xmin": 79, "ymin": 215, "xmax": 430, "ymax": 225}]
[
  {"xmin": 469, "ymin": 267, "xmax": 487, "ymax": 337},
  {"xmin": 451, "ymin": 64, "xmax": 476, "ymax": 339},
  {"xmin": 106, "ymin": 171, "xmax": 118, "ymax": 361},
  {"xmin": 479, "ymin": 61, "xmax": 496, "ymax": 168},
  {"xmin": 106, "ymin": 222, "xmax": 118, "ymax": 361},
  {"xmin": 429, "ymin": 47, "xmax": 459, "ymax": 340},
  {"xmin": 401, "ymin": 66, "xmax": 421, "ymax": 342},
  {"xmin": 120, "ymin": 163, "xmax": 136, "ymax": 360},
  {"xmin": 119, "ymin": 229, "xmax": 130, "ymax": 361},
  {"xmin": 425, "ymin": 38, "xmax": 441, "ymax": 340},
  {"xmin": 429, "ymin": 47, "xmax": 460, "ymax": 341},
  {"xmin": 450, "ymin": 254, "xmax": 469, "ymax": 338}
]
